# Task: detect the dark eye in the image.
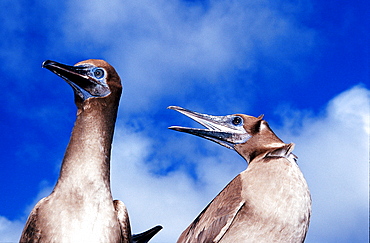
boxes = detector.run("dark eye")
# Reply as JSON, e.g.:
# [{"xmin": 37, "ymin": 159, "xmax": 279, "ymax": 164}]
[
  {"xmin": 232, "ymin": 116, "xmax": 243, "ymax": 126},
  {"xmin": 93, "ymin": 68, "xmax": 105, "ymax": 79}
]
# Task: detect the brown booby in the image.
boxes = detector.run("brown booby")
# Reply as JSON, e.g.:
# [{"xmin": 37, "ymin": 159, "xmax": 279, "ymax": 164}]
[
  {"xmin": 19, "ymin": 60, "xmax": 162, "ymax": 243},
  {"xmin": 168, "ymin": 106, "xmax": 311, "ymax": 243}
]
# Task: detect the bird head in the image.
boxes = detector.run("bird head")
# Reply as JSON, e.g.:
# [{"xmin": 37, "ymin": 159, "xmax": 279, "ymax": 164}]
[
  {"xmin": 168, "ymin": 106, "xmax": 286, "ymax": 162},
  {"xmin": 42, "ymin": 59, "xmax": 122, "ymax": 103}
]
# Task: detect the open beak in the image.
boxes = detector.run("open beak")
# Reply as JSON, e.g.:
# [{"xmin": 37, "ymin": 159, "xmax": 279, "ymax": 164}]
[
  {"xmin": 168, "ymin": 106, "xmax": 251, "ymax": 149},
  {"xmin": 42, "ymin": 60, "xmax": 109, "ymax": 100}
]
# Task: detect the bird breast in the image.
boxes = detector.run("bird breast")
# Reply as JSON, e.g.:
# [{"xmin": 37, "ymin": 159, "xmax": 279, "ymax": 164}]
[
  {"xmin": 232, "ymin": 157, "xmax": 311, "ymax": 242},
  {"xmin": 34, "ymin": 192, "xmax": 122, "ymax": 243}
]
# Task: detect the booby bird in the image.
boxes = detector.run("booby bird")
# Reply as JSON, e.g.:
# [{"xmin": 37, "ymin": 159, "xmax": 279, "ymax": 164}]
[
  {"xmin": 20, "ymin": 60, "xmax": 162, "ymax": 243},
  {"xmin": 168, "ymin": 106, "xmax": 311, "ymax": 243}
]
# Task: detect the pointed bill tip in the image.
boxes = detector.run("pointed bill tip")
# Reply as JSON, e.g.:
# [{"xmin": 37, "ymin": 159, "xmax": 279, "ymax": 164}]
[
  {"xmin": 42, "ymin": 60, "xmax": 54, "ymax": 68},
  {"xmin": 167, "ymin": 105, "xmax": 184, "ymax": 111},
  {"xmin": 168, "ymin": 125, "xmax": 183, "ymax": 131},
  {"xmin": 167, "ymin": 106, "xmax": 202, "ymax": 117}
]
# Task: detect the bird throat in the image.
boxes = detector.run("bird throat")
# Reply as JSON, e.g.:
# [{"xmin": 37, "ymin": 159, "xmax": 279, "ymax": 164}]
[{"xmin": 54, "ymin": 98, "xmax": 118, "ymax": 195}]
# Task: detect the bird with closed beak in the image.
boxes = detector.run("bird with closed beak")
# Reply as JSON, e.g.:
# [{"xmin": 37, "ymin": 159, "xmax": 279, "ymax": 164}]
[
  {"xmin": 20, "ymin": 60, "xmax": 161, "ymax": 243},
  {"xmin": 168, "ymin": 106, "xmax": 311, "ymax": 243}
]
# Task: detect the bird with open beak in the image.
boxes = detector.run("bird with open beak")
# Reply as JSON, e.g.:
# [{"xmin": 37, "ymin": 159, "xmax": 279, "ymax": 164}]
[{"xmin": 169, "ymin": 106, "xmax": 311, "ymax": 243}]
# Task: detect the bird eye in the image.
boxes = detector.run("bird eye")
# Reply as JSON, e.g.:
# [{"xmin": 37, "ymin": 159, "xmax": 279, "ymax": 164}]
[
  {"xmin": 232, "ymin": 116, "xmax": 243, "ymax": 126},
  {"xmin": 93, "ymin": 68, "xmax": 105, "ymax": 79}
]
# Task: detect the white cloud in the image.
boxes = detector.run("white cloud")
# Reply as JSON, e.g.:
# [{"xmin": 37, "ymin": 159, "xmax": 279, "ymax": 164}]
[
  {"xmin": 110, "ymin": 127, "xmax": 245, "ymax": 242},
  {"xmin": 108, "ymin": 85, "xmax": 368, "ymax": 242},
  {"xmin": 275, "ymin": 85, "xmax": 369, "ymax": 242},
  {"xmin": 4, "ymin": 84, "xmax": 368, "ymax": 242},
  {"xmin": 4, "ymin": 1, "xmax": 367, "ymax": 242},
  {"xmin": 0, "ymin": 216, "xmax": 24, "ymax": 242},
  {"xmin": 59, "ymin": 0, "xmax": 316, "ymax": 113}
]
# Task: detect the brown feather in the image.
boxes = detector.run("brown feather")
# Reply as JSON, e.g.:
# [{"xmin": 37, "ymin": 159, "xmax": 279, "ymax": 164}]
[{"xmin": 173, "ymin": 111, "xmax": 311, "ymax": 243}]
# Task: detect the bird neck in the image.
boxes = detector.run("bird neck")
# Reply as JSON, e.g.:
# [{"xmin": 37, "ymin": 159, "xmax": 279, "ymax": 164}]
[
  {"xmin": 55, "ymin": 98, "xmax": 119, "ymax": 193},
  {"xmin": 236, "ymin": 126, "xmax": 285, "ymax": 163}
]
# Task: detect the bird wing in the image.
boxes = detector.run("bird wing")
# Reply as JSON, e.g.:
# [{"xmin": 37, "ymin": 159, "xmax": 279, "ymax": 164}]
[
  {"xmin": 19, "ymin": 198, "xmax": 47, "ymax": 243},
  {"xmin": 132, "ymin": 225, "xmax": 163, "ymax": 243},
  {"xmin": 113, "ymin": 200, "xmax": 132, "ymax": 243},
  {"xmin": 114, "ymin": 200, "xmax": 162, "ymax": 243},
  {"xmin": 177, "ymin": 174, "xmax": 244, "ymax": 243}
]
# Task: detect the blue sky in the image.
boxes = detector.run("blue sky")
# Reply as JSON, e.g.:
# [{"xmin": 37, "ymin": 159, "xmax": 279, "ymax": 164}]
[{"xmin": 0, "ymin": 0, "xmax": 368, "ymax": 242}]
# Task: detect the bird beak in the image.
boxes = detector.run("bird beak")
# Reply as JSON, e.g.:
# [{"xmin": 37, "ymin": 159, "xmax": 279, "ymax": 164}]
[
  {"xmin": 168, "ymin": 106, "xmax": 251, "ymax": 149},
  {"xmin": 42, "ymin": 60, "xmax": 110, "ymax": 100}
]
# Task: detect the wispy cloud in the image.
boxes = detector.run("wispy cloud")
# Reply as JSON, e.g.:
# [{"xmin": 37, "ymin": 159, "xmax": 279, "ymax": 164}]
[
  {"xmin": 284, "ymin": 85, "xmax": 369, "ymax": 243},
  {"xmin": 1, "ymin": 0, "xmax": 367, "ymax": 242},
  {"xmin": 110, "ymin": 127, "xmax": 245, "ymax": 241},
  {"xmin": 2, "ymin": 85, "xmax": 368, "ymax": 242},
  {"xmin": 58, "ymin": 0, "xmax": 316, "ymax": 113},
  {"xmin": 108, "ymin": 85, "xmax": 370, "ymax": 242},
  {"xmin": 0, "ymin": 216, "xmax": 23, "ymax": 242}
]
